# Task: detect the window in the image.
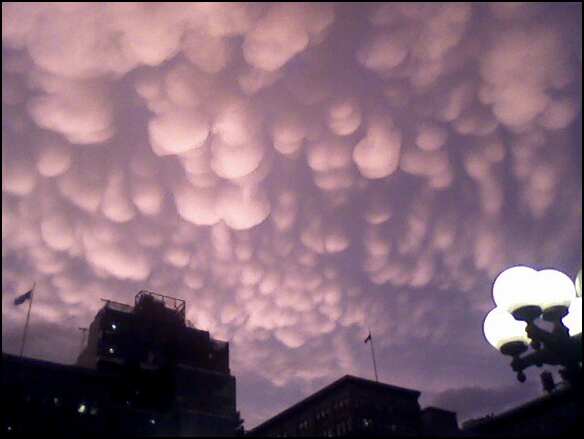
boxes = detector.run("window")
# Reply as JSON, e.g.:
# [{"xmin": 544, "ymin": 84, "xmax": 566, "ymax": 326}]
[
  {"xmin": 108, "ymin": 347, "xmax": 115, "ymax": 354},
  {"xmin": 150, "ymin": 418, "xmax": 156, "ymax": 425},
  {"xmin": 78, "ymin": 403, "xmax": 87, "ymax": 414},
  {"xmin": 111, "ymin": 323, "xmax": 117, "ymax": 330}
]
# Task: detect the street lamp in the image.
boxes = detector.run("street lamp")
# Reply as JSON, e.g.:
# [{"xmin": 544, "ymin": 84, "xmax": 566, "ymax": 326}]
[{"xmin": 484, "ymin": 266, "xmax": 582, "ymax": 386}]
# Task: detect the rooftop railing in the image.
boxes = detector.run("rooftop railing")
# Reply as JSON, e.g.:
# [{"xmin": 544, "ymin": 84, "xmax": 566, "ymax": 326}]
[{"xmin": 135, "ymin": 290, "xmax": 186, "ymax": 320}]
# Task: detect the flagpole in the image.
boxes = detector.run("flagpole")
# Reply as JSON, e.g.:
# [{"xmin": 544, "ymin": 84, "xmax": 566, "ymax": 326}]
[
  {"xmin": 19, "ymin": 283, "xmax": 35, "ymax": 358},
  {"xmin": 368, "ymin": 328, "xmax": 379, "ymax": 382}
]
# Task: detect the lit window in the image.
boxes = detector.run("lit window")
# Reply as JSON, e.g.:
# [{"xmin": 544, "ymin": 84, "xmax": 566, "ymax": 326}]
[
  {"xmin": 111, "ymin": 323, "xmax": 117, "ymax": 330},
  {"xmin": 78, "ymin": 403, "xmax": 87, "ymax": 414},
  {"xmin": 109, "ymin": 347, "xmax": 115, "ymax": 354},
  {"xmin": 7, "ymin": 426, "xmax": 12, "ymax": 432},
  {"xmin": 90, "ymin": 407, "xmax": 98, "ymax": 416},
  {"xmin": 150, "ymin": 418, "xmax": 156, "ymax": 425},
  {"xmin": 53, "ymin": 397, "xmax": 60, "ymax": 405}
]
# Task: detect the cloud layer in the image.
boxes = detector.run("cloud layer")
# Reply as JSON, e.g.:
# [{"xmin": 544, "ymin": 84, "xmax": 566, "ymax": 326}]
[{"xmin": 2, "ymin": 2, "xmax": 582, "ymax": 429}]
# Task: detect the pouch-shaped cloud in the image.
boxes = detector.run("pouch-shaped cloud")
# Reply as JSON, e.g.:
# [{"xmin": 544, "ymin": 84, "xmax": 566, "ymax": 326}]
[
  {"xmin": 415, "ymin": 122, "xmax": 448, "ymax": 151},
  {"xmin": 3, "ymin": 3, "xmax": 136, "ymax": 79},
  {"xmin": 35, "ymin": 135, "xmax": 72, "ymax": 178},
  {"xmin": 83, "ymin": 230, "xmax": 151, "ymax": 281},
  {"xmin": 243, "ymin": 3, "xmax": 334, "ymax": 72},
  {"xmin": 28, "ymin": 77, "xmax": 114, "ymax": 145},
  {"xmin": 41, "ymin": 213, "xmax": 76, "ymax": 252},
  {"xmin": 353, "ymin": 115, "xmax": 402, "ymax": 179},
  {"xmin": 357, "ymin": 31, "xmax": 409, "ymax": 74},
  {"xmin": 492, "ymin": 84, "xmax": 549, "ymax": 128},
  {"xmin": 174, "ymin": 183, "xmax": 220, "ymax": 226},
  {"xmin": 313, "ymin": 169, "xmax": 355, "ymax": 192},
  {"xmin": 131, "ymin": 178, "xmax": 164, "ymax": 217},
  {"xmin": 238, "ymin": 67, "xmax": 281, "ymax": 96},
  {"xmin": 300, "ymin": 218, "xmax": 326, "ymax": 254},
  {"xmin": 149, "ymin": 109, "xmax": 210, "ymax": 156},
  {"xmin": 109, "ymin": 3, "xmax": 183, "ymax": 67},
  {"xmin": 164, "ymin": 246, "xmax": 191, "ymax": 268},
  {"xmin": 539, "ymin": 97, "xmax": 579, "ymax": 130},
  {"xmin": 213, "ymin": 99, "xmax": 262, "ymax": 147},
  {"xmin": 400, "ymin": 148, "xmax": 451, "ymax": 181},
  {"xmin": 2, "ymin": 157, "xmax": 37, "ymax": 196},
  {"xmin": 324, "ymin": 227, "xmax": 350, "ymax": 254},
  {"xmin": 327, "ymin": 99, "xmax": 362, "ymax": 136},
  {"xmin": 274, "ymin": 327, "xmax": 305, "ymax": 349},
  {"xmin": 219, "ymin": 184, "xmax": 270, "ymax": 231},
  {"xmin": 183, "ymin": 31, "xmax": 233, "ymax": 74},
  {"xmin": 271, "ymin": 112, "xmax": 306, "ymax": 156},
  {"xmin": 164, "ymin": 64, "xmax": 216, "ymax": 109},
  {"xmin": 210, "ymin": 137, "xmax": 265, "ymax": 180},
  {"xmin": 101, "ymin": 172, "xmax": 136, "ymax": 223},
  {"xmin": 182, "ymin": 2, "xmax": 262, "ymax": 38},
  {"xmin": 306, "ymin": 140, "xmax": 352, "ymax": 173},
  {"xmin": 480, "ymin": 27, "xmax": 571, "ymax": 128},
  {"xmin": 271, "ymin": 191, "xmax": 298, "ymax": 232},
  {"xmin": 57, "ymin": 168, "xmax": 104, "ymax": 213}
]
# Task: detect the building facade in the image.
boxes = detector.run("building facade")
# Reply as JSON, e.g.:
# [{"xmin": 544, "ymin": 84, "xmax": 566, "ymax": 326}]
[
  {"xmin": 3, "ymin": 290, "xmax": 242, "ymax": 436},
  {"xmin": 248, "ymin": 375, "xmax": 459, "ymax": 437}
]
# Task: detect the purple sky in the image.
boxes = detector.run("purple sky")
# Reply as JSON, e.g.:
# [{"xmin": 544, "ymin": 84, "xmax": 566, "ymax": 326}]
[{"xmin": 2, "ymin": 2, "xmax": 582, "ymax": 428}]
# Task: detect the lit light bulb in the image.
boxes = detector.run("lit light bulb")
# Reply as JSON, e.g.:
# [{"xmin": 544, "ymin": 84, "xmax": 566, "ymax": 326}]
[
  {"xmin": 534, "ymin": 269, "xmax": 577, "ymax": 311},
  {"xmin": 562, "ymin": 297, "xmax": 582, "ymax": 336},
  {"xmin": 483, "ymin": 307, "xmax": 530, "ymax": 352},
  {"xmin": 492, "ymin": 266, "xmax": 539, "ymax": 314}
]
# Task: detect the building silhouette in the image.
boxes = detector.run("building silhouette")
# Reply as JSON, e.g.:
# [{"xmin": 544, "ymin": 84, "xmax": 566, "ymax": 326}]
[
  {"xmin": 3, "ymin": 290, "xmax": 242, "ymax": 436},
  {"xmin": 248, "ymin": 375, "xmax": 459, "ymax": 437},
  {"xmin": 461, "ymin": 383, "xmax": 581, "ymax": 437}
]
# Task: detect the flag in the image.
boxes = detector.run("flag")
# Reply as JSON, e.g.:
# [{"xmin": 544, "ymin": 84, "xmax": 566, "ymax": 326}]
[
  {"xmin": 364, "ymin": 332, "xmax": 372, "ymax": 344},
  {"xmin": 14, "ymin": 289, "xmax": 33, "ymax": 306}
]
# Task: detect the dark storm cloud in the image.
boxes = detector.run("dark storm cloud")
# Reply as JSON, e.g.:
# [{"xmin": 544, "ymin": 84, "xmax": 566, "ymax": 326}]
[{"xmin": 2, "ymin": 2, "xmax": 581, "ymax": 429}]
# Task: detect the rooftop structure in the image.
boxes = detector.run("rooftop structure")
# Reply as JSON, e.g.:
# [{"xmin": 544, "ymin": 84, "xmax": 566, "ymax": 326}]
[{"xmin": 4, "ymin": 290, "xmax": 241, "ymax": 436}]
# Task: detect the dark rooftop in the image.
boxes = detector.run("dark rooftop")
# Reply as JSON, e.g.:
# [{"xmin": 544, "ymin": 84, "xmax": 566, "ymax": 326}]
[{"xmin": 250, "ymin": 374, "xmax": 421, "ymax": 433}]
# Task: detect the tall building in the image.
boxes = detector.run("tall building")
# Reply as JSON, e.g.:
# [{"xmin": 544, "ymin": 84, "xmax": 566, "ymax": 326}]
[
  {"xmin": 248, "ymin": 375, "xmax": 459, "ymax": 437},
  {"xmin": 3, "ymin": 290, "xmax": 242, "ymax": 436}
]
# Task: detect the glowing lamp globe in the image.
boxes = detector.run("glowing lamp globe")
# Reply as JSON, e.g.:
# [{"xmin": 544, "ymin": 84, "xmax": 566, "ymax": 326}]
[
  {"xmin": 483, "ymin": 307, "xmax": 530, "ymax": 355},
  {"xmin": 492, "ymin": 266, "xmax": 540, "ymax": 321},
  {"xmin": 576, "ymin": 269, "xmax": 582, "ymax": 298},
  {"xmin": 535, "ymin": 269, "xmax": 577, "ymax": 320},
  {"xmin": 562, "ymin": 297, "xmax": 582, "ymax": 336}
]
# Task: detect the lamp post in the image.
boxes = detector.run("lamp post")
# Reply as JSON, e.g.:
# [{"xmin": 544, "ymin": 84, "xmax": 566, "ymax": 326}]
[{"xmin": 483, "ymin": 266, "xmax": 582, "ymax": 387}]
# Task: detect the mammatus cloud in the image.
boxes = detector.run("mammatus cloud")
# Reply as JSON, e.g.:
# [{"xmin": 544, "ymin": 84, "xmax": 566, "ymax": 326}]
[{"xmin": 2, "ymin": 2, "xmax": 581, "ymax": 430}]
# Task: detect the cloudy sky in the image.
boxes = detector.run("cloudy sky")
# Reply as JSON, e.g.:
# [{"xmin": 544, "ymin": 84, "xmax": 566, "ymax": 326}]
[{"xmin": 2, "ymin": 2, "xmax": 582, "ymax": 428}]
